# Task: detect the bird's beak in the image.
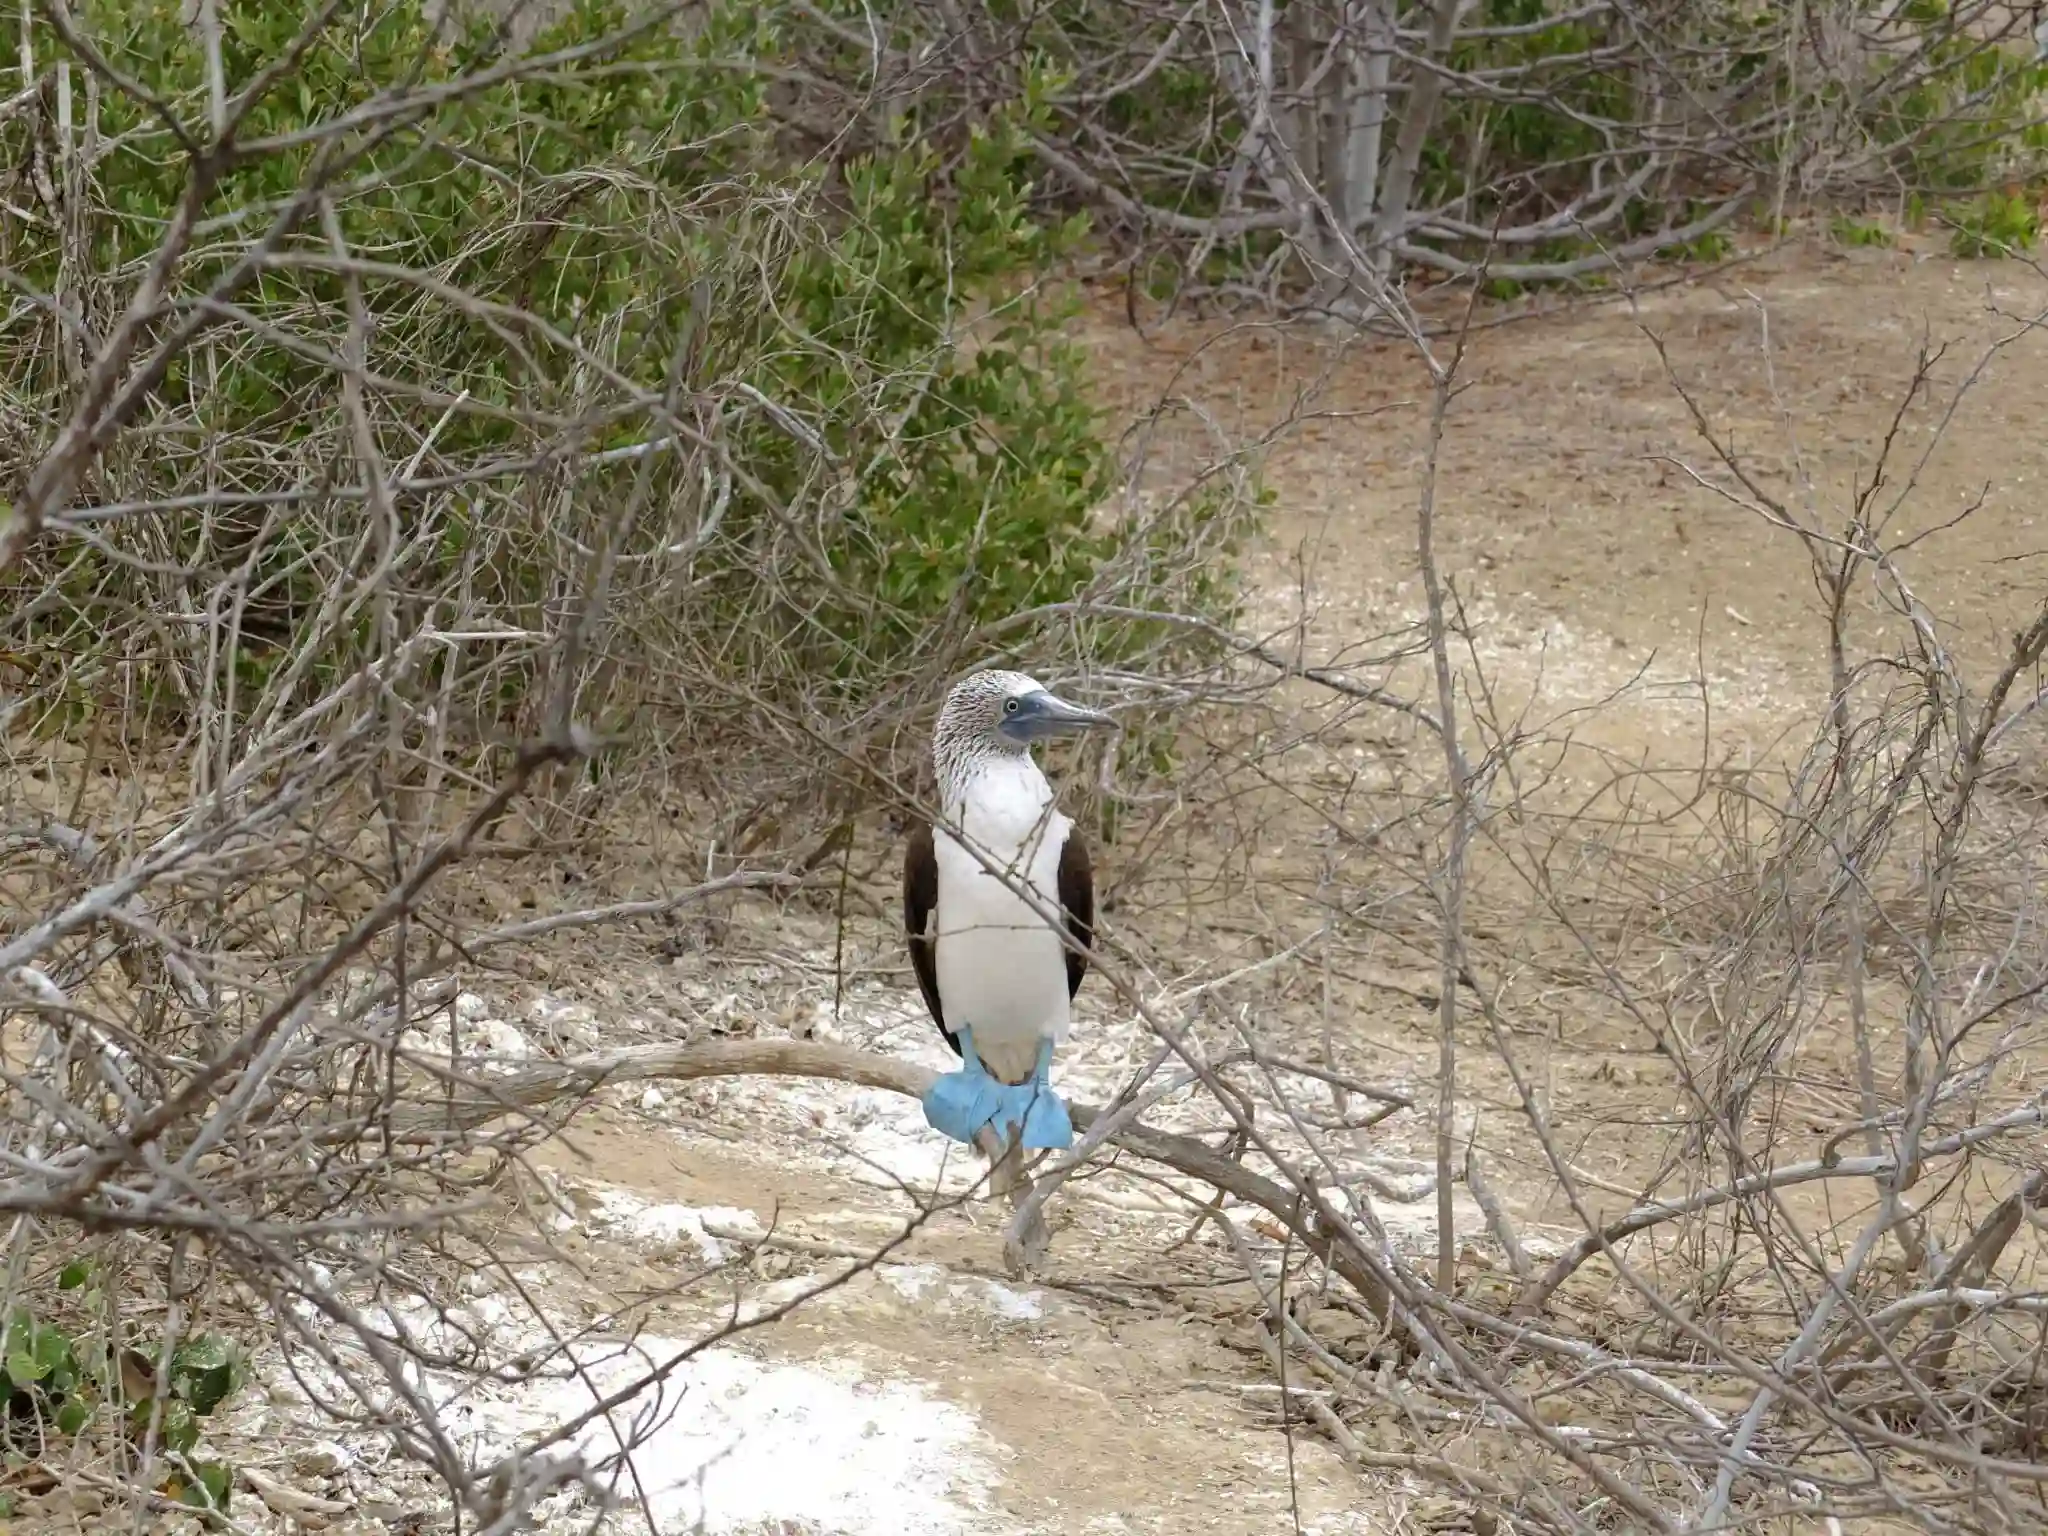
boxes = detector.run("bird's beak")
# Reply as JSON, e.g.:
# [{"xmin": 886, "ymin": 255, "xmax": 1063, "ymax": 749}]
[{"xmin": 1002, "ymin": 689, "xmax": 1118, "ymax": 742}]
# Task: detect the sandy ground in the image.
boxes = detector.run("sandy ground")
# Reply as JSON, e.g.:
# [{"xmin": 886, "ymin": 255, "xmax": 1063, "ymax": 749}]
[
  {"xmin": 1087, "ymin": 239, "xmax": 2048, "ymax": 720},
  {"xmin": 75, "ymin": 242, "xmax": 2048, "ymax": 1536}
]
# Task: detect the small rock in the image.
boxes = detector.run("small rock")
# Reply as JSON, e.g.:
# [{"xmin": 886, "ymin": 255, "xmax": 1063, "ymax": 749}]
[
  {"xmin": 640, "ymin": 1087, "xmax": 667, "ymax": 1113},
  {"xmin": 294, "ymin": 1440, "xmax": 354, "ymax": 1477},
  {"xmin": 474, "ymin": 1017, "xmax": 532, "ymax": 1061}
]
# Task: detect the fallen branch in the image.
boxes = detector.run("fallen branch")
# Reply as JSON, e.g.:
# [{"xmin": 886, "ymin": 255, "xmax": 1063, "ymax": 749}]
[{"xmin": 376, "ymin": 1037, "xmax": 1394, "ymax": 1318}]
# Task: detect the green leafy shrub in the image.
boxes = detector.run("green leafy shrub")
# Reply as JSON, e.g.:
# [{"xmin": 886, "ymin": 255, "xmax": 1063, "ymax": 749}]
[
  {"xmin": 1867, "ymin": 0, "xmax": 2048, "ymax": 194},
  {"xmin": 1831, "ymin": 215, "xmax": 1896, "ymax": 248},
  {"xmin": 0, "ymin": 1261, "xmax": 244, "ymax": 1514},
  {"xmin": 2, "ymin": 0, "xmax": 1236, "ymax": 747},
  {"xmin": 1421, "ymin": 0, "xmax": 1636, "ymax": 223},
  {"xmin": 1949, "ymin": 188, "xmax": 2040, "ymax": 255},
  {"xmin": 711, "ymin": 106, "xmax": 1120, "ymax": 678}
]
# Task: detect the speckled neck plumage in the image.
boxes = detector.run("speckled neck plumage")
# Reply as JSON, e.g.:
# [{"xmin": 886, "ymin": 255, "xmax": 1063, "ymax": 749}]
[{"xmin": 931, "ymin": 668, "xmax": 1040, "ymax": 810}]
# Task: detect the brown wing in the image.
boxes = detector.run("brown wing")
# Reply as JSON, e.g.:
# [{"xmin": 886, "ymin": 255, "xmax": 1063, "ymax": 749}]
[
  {"xmin": 1057, "ymin": 825, "xmax": 1095, "ymax": 1000},
  {"xmin": 903, "ymin": 821, "xmax": 959, "ymax": 1056}
]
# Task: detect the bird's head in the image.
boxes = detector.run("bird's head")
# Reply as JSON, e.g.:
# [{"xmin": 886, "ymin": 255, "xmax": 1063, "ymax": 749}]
[{"xmin": 934, "ymin": 669, "xmax": 1117, "ymax": 766}]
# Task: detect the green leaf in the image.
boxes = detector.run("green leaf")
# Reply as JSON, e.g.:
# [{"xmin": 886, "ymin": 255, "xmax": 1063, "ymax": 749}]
[
  {"xmin": 32, "ymin": 1325, "xmax": 71, "ymax": 1378},
  {"xmin": 175, "ymin": 1336, "xmax": 240, "ymax": 1415},
  {"xmin": 173, "ymin": 1336, "xmax": 231, "ymax": 1375},
  {"xmin": 58, "ymin": 1260, "xmax": 91, "ymax": 1290},
  {"xmin": 5, "ymin": 1351, "xmax": 44, "ymax": 1385},
  {"xmin": 159, "ymin": 1398, "xmax": 199, "ymax": 1454},
  {"xmin": 177, "ymin": 1459, "xmax": 233, "ymax": 1512},
  {"xmin": 55, "ymin": 1397, "xmax": 92, "ymax": 1436},
  {"xmin": 185, "ymin": 1361, "xmax": 236, "ymax": 1416}
]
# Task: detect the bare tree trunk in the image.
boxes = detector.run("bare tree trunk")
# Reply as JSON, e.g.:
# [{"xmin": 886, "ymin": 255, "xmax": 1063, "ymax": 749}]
[
  {"xmin": 1343, "ymin": 0, "xmax": 1391, "ymax": 233},
  {"xmin": 1304, "ymin": 0, "xmax": 1388, "ymax": 306},
  {"xmin": 1219, "ymin": 0, "xmax": 1313, "ymax": 234},
  {"xmin": 1315, "ymin": 1, "xmax": 1349, "ymax": 227},
  {"xmin": 1368, "ymin": 0, "xmax": 1463, "ymax": 275},
  {"xmin": 1284, "ymin": 1, "xmax": 1322, "ymax": 190},
  {"xmin": 1280, "ymin": 0, "xmax": 1329, "ymax": 267}
]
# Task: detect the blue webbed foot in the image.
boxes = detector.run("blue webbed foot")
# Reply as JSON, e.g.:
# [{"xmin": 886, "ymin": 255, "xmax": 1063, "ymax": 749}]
[
  {"xmin": 1006, "ymin": 1037, "xmax": 1074, "ymax": 1151},
  {"xmin": 923, "ymin": 1032, "xmax": 1074, "ymax": 1151},
  {"xmin": 922, "ymin": 1030, "xmax": 1007, "ymax": 1145},
  {"xmin": 1015, "ymin": 1083, "xmax": 1073, "ymax": 1150}
]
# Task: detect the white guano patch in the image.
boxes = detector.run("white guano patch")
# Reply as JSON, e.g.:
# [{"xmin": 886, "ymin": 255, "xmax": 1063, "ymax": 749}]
[{"xmin": 486, "ymin": 1339, "xmax": 998, "ymax": 1536}]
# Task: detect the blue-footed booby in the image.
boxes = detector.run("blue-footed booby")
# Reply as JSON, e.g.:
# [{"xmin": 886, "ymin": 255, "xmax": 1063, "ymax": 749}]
[{"xmin": 904, "ymin": 669, "xmax": 1115, "ymax": 1193}]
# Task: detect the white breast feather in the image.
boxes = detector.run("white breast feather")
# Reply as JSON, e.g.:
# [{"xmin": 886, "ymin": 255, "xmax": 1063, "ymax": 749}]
[{"xmin": 934, "ymin": 758, "xmax": 1074, "ymax": 1086}]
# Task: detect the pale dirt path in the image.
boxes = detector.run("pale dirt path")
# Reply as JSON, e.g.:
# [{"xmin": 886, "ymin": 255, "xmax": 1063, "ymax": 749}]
[{"xmin": 1083, "ymin": 241, "xmax": 2048, "ymax": 752}]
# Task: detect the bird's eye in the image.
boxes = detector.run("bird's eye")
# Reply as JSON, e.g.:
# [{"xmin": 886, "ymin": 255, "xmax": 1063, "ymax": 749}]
[{"xmin": 1003, "ymin": 698, "xmax": 1019, "ymax": 714}]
